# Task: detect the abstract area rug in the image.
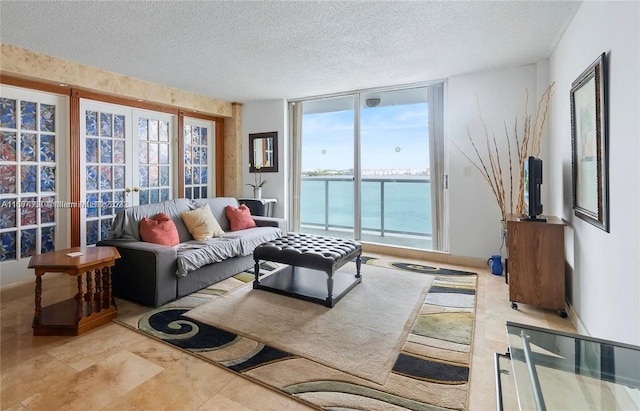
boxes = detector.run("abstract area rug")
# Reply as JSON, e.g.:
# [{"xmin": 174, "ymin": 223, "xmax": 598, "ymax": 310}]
[{"xmin": 115, "ymin": 257, "xmax": 477, "ymax": 410}]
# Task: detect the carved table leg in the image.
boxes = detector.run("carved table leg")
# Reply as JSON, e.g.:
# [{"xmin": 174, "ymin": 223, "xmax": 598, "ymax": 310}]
[
  {"xmin": 103, "ymin": 266, "xmax": 113, "ymax": 308},
  {"xmin": 76, "ymin": 275, "xmax": 85, "ymax": 320},
  {"xmin": 326, "ymin": 273, "xmax": 334, "ymax": 307},
  {"xmin": 253, "ymin": 259, "xmax": 261, "ymax": 289},
  {"xmin": 95, "ymin": 268, "xmax": 103, "ymax": 312},
  {"xmin": 355, "ymin": 254, "xmax": 362, "ymax": 279},
  {"xmin": 86, "ymin": 271, "xmax": 94, "ymax": 315}
]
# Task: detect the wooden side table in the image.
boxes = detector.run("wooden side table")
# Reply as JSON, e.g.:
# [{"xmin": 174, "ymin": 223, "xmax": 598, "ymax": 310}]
[{"xmin": 28, "ymin": 246, "xmax": 121, "ymax": 336}]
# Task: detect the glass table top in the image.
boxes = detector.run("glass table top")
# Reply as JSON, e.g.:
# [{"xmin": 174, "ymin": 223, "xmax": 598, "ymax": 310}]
[{"xmin": 506, "ymin": 321, "xmax": 640, "ymax": 410}]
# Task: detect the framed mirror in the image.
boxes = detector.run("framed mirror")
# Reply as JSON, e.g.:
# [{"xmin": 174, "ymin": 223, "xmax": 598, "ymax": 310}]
[{"xmin": 249, "ymin": 131, "xmax": 278, "ymax": 172}]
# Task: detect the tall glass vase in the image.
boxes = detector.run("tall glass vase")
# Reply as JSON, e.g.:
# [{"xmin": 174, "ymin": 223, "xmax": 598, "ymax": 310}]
[{"xmin": 253, "ymin": 187, "xmax": 262, "ymax": 199}]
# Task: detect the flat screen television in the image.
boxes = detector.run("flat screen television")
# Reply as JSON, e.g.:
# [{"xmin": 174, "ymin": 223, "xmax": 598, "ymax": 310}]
[{"xmin": 521, "ymin": 156, "xmax": 546, "ymax": 221}]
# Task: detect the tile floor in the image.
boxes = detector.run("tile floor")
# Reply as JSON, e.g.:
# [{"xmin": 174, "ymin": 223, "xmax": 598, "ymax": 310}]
[{"xmin": 0, "ymin": 254, "xmax": 576, "ymax": 410}]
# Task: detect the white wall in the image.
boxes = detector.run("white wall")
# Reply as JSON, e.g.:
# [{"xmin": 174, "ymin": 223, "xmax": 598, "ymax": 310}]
[
  {"xmin": 549, "ymin": 1, "xmax": 640, "ymax": 345},
  {"xmin": 241, "ymin": 100, "xmax": 288, "ymax": 219},
  {"xmin": 447, "ymin": 64, "xmax": 547, "ymax": 259}
]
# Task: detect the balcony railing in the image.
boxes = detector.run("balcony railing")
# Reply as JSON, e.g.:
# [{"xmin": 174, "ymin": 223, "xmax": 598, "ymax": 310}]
[{"xmin": 300, "ymin": 176, "xmax": 432, "ymax": 241}]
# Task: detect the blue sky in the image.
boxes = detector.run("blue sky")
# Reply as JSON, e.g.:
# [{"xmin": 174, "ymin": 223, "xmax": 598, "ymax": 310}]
[{"xmin": 301, "ymin": 103, "xmax": 430, "ymax": 171}]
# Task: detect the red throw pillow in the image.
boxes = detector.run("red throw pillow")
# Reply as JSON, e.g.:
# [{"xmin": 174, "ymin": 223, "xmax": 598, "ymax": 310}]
[
  {"xmin": 225, "ymin": 204, "xmax": 257, "ymax": 231},
  {"xmin": 139, "ymin": 212, "xmax": 180, "ymax": 246}
]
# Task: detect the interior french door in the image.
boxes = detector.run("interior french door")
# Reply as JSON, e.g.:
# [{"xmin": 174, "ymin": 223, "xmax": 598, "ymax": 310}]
[
  {"xmin": 79, "ymin": 100, "xmax": 175, "ymax": 246},
  {"xmin": 183, "ymin": 117, "xmax": 215, "ymax": 199},
  {"xmin": 0, "ymin": 86, "xmax": 69, "ymax": 284}
]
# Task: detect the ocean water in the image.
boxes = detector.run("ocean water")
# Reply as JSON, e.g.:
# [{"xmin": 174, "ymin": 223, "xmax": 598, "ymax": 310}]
[{"xmin": 300, "ymin": 178, "xmax": 432, "ymax": 236}]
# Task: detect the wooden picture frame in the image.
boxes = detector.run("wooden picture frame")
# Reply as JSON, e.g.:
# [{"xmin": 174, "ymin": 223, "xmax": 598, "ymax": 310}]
[
  {"xmin": 570, "ymin": 53, "xmax": 609, "ymax": 232},
  {"xmin": 249, "ymin": 131, "xmax": 278, "ymax": 173}
]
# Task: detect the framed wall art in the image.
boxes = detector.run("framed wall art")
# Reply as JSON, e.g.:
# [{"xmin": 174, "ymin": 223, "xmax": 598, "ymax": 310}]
[{"xmin": 570, "ymin": 52, "xmax": 609, "ymax": 232}]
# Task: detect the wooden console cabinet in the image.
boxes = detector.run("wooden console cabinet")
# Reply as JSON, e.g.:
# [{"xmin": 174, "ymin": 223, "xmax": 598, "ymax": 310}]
[{"xmin": 506, "ymin": 215, "xmax": 566, "ymax": 317}]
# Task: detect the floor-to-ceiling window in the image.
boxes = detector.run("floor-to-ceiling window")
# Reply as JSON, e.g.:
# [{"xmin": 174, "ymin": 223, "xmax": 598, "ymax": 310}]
[{"xmin": 291, "ymin": 83, "xmax": 446, "ymax": 251}]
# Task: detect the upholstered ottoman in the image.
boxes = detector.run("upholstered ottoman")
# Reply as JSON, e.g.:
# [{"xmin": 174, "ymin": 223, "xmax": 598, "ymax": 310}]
[{"xmin": 253, "ymin": 233, "xmax": 362, "ymax": 307}]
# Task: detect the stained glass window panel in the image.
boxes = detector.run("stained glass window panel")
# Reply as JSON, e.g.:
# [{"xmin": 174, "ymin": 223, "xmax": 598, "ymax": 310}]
[
  {"xmin": 0, "ymin": 204, "xmax": 16, "ymax": 228},
  {"xmin": 100, "ymin": 113, "xmax": 112, "ymax": 137},
  {"xmin": 21, "ymin": 165, "xmax": 37, "ymax": 193},
  {"xmin": 1, "ymin": 98, "xmax": 17, "ymax": 129},
  {"xmin": 159, "ymin": 144, "xmax": 169, "ymax": 164},
  {"xmin": 40, "ymin": 134, "xmax": 55, "ymax": 162},
  {"xmin": 114, "ymin": 115, "xmax": 125, "ymax": 138},
  {"xmin": 160, "ymin": 166, "xmax": 169, "ymax": 186},
  {"xmin": 20, "ymin": 196, "xmax": 37, "ymax": 226},
  {"xmin": 86, "ymin": 166, "xmax": 98, "ymax": 190},
  {"xmin": 184, "ymin": 126, "xmax": 191, "ymax": 146},
  {"xmin": 201, "ymin": 167, "xmax": 207, "ymax": 184},
  {"xmin": 86, "ymin": 193, "xmax": 99, "ymax": 217},
  {"xmin": 41, "ymin": 226, "xmax": 55, "ymax": 253},
  {"xmin": 41, "ymin": 196, "xmax": 55, "ymax": 224},
  {"xmin": 149, "ymin": 144, "xmax": 158, "ymax": 164},
  {"xmin": 20, "ymin": 101, "xmax": 37, "ymax": 131},
  {"xmin": 20, "ymin": 133, "xmax": 36, "ymax": 161},
  {"xmin": 99, "ymin": 166, "xmax": 111, "ymax": 190},
  {"xmin": 160, "ymin": 189, "xmax": 170, "ymax": 202},
  {"xmin": 192, "ymin": 127, "xmax": 200, "ymax": 145},
  {"xmin": 113, "ymin": 166, "xmax": 125, "ymax": 189},
  {"xmin": 100, "ymin": 219, "xmax": 111, "ymax": 240},
  {"xmin": 138, "ymin": 118, "xmax": 148, "ymax": 140},
  {"xmin": 0, "ymin": 232, "xmax": 17, "ymax": 261},
  {"xmin": 86, "ymin": 220, "xmax": 99, "ymax": 245},
  {"xmin": 149, "ymin": 166, "xmax": 158, "ymax": 186},
  {"xmin": 86, "ymin": 138, "xmax": 98, "ymax": 163},
  {"xmin": 100, "ymin": 139, "xmax": 112, "ymax": 163},
  {"xmin": 1, "ymin": 132, "xmax": 17, "ymax": 161},
  {"xmin": 201, "ymin": 128, "xmax": 207, "ymax": 146},
  {"xmin": 139, "ymin": 189, "xmax": 149, "ymax": 205},
  {"xmin": 201, "ymin": 148, "xmax": 207, "ymax": 165},
  {"xmin": 113, "ymin": 140, "xmax": 125, "ymax": 163},
  {"xmin": 101, "ymin": 192, "xmax": 112, "ymax": 216},
  {"xmin": 21, "ymin": 228, "xmax": 37, "ymax": 258},
  {"xmin": 138, "ymin": 142, "xmax": 148, "ymax": 164},
  {"xmin": 40, "ymin": 104, "xmax": 55, "ymax": 132},
  {"xmin": 86, "ymin": 111, "xmax": 98, "ymax": 136},
  {"xmin": 148, "ymin": 120, "xmax": 158, "ymax": 141},
  {"xmin": 0, "ymin": 165, "xmax": 16, "ymax": 194},
  {"xmin": 159, "ymin": 121, "xmax": 169, "ymax": 142},
  {"xmin": 139, "ymin": 166, "xmax": 148, "ymax": 187},
  {"xmin": 40, "ymin": 166, "xmax": 56, "ymax": 192},
  {"xmin": 201, "ymin": 187, "xmax": 208, "ymax": 198},
  {"xmin": 150, "ymin": 189, "xmax": 159, "ymax": 204},
  {"xmin": 192, "ymin": 147, "xmax": 200, "ymax": 165}
]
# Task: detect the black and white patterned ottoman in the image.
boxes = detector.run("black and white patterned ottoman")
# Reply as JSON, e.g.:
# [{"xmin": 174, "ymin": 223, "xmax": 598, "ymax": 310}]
[{"xmin": 253, "ymin": 233, "xmax": 362, "ymax": 307}]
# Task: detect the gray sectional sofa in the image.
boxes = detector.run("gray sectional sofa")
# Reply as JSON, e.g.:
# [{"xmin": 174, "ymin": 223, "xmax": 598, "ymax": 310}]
[{"xmin": 97, "ymin": 197, "xmax": 286, "ymax": 307}]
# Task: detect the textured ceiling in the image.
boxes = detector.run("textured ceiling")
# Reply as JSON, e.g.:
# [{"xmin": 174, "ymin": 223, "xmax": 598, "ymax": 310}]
[{"xmin": 0, "ymin": 1, "xmax": 580, "ymax": 103}]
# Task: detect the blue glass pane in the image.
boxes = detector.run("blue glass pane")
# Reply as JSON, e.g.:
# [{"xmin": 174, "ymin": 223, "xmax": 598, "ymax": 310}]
[
  {"xmin": 100, "ymin": 218, "xmax": 111, "ymax": 240},
  {"xmin": 113, "ymin": 166, "xmax": 125, "ymax": 189},
  {"xmin": 1, "ymin": 132, "xmax": 17, "ymax": 161},
  {"xmin": 113, "ymin": 140, "xmax": 125, "ymax": 164},
  {"xmin": 201, "ymin": 148, "xmax": 207, "ymax": 164},
  {"xmin": 40, "ymin": 134, "xmax": 55, "ymax": 162},
  {"xmin": 41, "ymin": 226, "xmax": 55, "ymax": 253},
  {"xmin": 86, "ymin": 193, "xmax": 99, "ymax": 217},
  {"xmin": 114, "ymin": 115, "xmax": 125, "ymax": 138},
  {"xmin": 41, "ymin": 196, "xmax": 55, "ymax": 224},
  {"xmin": 113, "ymin": 191, "xmax": 125, "ymax": 214},
  {"xmin": 139, "ymin": 189, "xmax": 149, "ymax": 205},
  {"xmin": 160, "ymin": 166, "xmax": 169, "ymax": 186},
  {"xmin": 21, "ymin": 228, "xmax": 37, "ymax": 258},
  {"xmin": 101, "ymin": 192, "xmax": 112, "ymax": 216},
  {"xmin": 86, "ymin": 220, "xmax": 99, "ymax": 245},
  {"xmin": 86, "ymin": 111, "xmax": 98, "ymax": 136},
  {"xmin": 86, "ymin": 138, "xmax": 98, "ymax": 163},
  {"xmin": 20, "ymin": 133, "xmax": 36, "ymax": 161},
  {"xmin": 148, "ymin": 120, "xmax": 158, "ymax": 141},
  {"xmin": 139, "ymin": 166, "xmax": 148, "ymax": 187},
  {"xmin": 0, "ymin": 232, "xmax": 17, "ymax": 261},
  {"xmin": 193, "ymin": 187, "xmax": 200, "ymax": 199},
  {"xmin": 185, "ymin": 187, "xmax": 192, "ymax": 199},
  {"xmin": 86, "ymin": 166, "xmax": 98, "ymax": 190},
  {"xmin": 1, "ymin": 98, "xmax": 17, "ymax": 129},
  {"xmin": 159, "ymin": 121, "xmax": 169, "ymax": 142},
  {"xmin": 0, "ymin": 165, "xmax": 16, "ymax": 194},
  {"xmin": 149, "ymin": 166, "xmax": 158, "ymax": 187},
  {"xmin": 20, "ymin": 101, "xmax": 37, "ymax": 131},
  {"xmin": 0, "ymin": 203, "xmax": 16, "ymax": 228},
  {"xmin": 160, "ymin": 188, "xmax": 170, "ymax": 202},
  {"xmin": 185, "ymin": 167, "xmax": 192, "ymax": 184},
  {"xmin": 201, "ymin": 187, "xmax": 208, "ymax": 198},
  {"xmin": 100, "ymin": 166, "xmax": 111, "ymax": 190},
  {"xmin": 192, "ymin": 127, "xmax": 200, "ymax": 145},
  {"xmin": 40, "ymin": 166, "xmax": 56, "ymax": 192},
  {"xmin": 192, "ymin": 147, "xmax": 200, "ymax": 165},
  {"xmin": 200, "ymin": 167, "xmax": 207, "ymax": 184},
  {"xmin": 159, "ymin": 144, "xmax": 169, "ymax": 164},
  {"xmin": 20, "ymin": 196, "xmax": 37, "ymax": 226},
  {"xmin": 201, "ymin": 128, "xmax": 207, "ymax": 145},
  {"xmin": 40, "ymin": 104, "xmax": 55, "ymax": 132},
  {"xmin": 138, "ymin": 141, "xmax": 148, "ymax": 164},
  {"xmin": 193, "ymin": 167, "xmax": 200, "ymax": 184},
  {"xmin": 149, "ymin": 144, "xmax": 158, "ymax": 164},
  {"xmin": 138, "ymin": 118, "xmax": 148, "ymax": 140},
  {"xmin": 184, "ymin": 126, "xmax": 191, "ymax": 145},
  {"xmin": 150, "ymin": 189, "xmax": 159, "ymax": 204},
  {"xmin": 100, "ymin": 112, "xmax": 112, "ymax": 137},
  {"xmin": 21, "ymin": 165, "xmax": 37, "ymax": 193},
  {"xmin": 100, "ymin": 139, "xmax": 112, "ymax": 163},
  {"xmin": 184, "ymin": 145, "xmax": 192, "ymax": 165}
]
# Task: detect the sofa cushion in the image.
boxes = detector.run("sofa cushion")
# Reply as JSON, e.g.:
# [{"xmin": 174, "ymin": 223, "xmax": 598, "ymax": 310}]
[
  {"xmin": 193, "ymin": 197, "xmax": 239, "ymax": 232},
  {"xmin": 139, "ymin": 213, "xmax": 180, "ymax": 246},
  {"xmin": 181, "ymin": 204, "xmax": 225, "ymax": 241},
  {"xmin": 107, "ymin": 198, "xmax": 193, "ymax": 242},
  {"xmin": 175, "ymin": 238, "xmax": 242, "ymax": 277},
  {"xmin": 222, "ymin": 226, "xmax": 283, "ymax": 256},
  {"xmin": 226, "ymin": 204, "xmax": 257, "ymax": 231}
]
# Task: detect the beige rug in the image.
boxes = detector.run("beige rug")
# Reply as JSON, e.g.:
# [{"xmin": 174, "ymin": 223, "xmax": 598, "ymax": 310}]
[{"xmin": 186, "ymin": 264, "xmax": 433, "ymax": 385}]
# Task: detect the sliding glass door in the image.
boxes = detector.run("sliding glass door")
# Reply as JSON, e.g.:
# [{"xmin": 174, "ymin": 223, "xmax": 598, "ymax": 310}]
[{"xmin": 292, "ymin": 83, "xmax": 446, "ymax": 251}]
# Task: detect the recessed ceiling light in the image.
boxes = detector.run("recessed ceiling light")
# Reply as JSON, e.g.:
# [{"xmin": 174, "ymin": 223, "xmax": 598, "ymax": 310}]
[
  {"xmin": 58, "ymin": 83, "xmax": 68, "ymax": 87},
  {"xmin": 137, "ymin": 99, "xmax": 144, "ymax": 102}
]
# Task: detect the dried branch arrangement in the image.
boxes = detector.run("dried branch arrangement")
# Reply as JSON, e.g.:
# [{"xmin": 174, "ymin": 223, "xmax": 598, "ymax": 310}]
[{"xmin": 453, "ymin": 83, "xmax": 555, "ymax": 221}]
